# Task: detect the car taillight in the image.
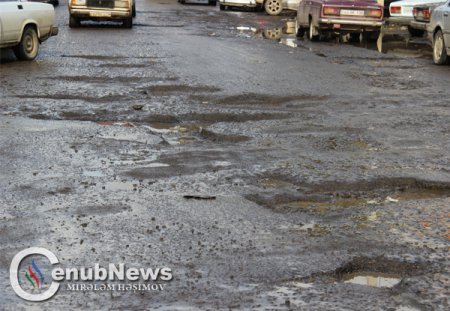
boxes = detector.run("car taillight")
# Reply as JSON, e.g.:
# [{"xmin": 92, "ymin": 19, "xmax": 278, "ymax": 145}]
[
  {"xmin": 413, "ymin": 8, "xmax": 418, "ymax": 17},
  {"xmin": 423, "ymin": 8, "xmax": 430, "ymax": 20},
  {"xmin": 367, "ymin": 9, "xmax": 382, "ymax": 18},
  {"xmin": 323, "ymin": 6, "xmax": 340, "ymax": 16},
  {"xmin": 390, "ymin": 6, "xmax": 401, "ymax": 14}
]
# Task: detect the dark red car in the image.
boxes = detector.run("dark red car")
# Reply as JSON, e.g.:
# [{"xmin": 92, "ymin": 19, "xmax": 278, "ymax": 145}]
[{"xmin": 295, "ymin": 0, "xmax": 384, "ymax": 40}]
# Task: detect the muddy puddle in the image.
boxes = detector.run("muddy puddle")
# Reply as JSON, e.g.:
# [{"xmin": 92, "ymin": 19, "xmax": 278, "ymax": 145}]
[
  {"xmin": 343, "ymin": 273, "xmax": 401, "ymax": 288},
  {"xmin": 247, "ymin": 177, "xmax": 450, "ymax": 212},
  {"xmin": 298, "ymin": 256, "xmax": 422, "ymax": 288},
  {"xmin": 191, "ymin": 93, "xmax": 328, "ymax": 107},
  {"xmin": 238, "ymin": 20, "xmax": 432, "ymax": 58},
  {"xmin": 143, "ymin": 84, "xmax": 221, "ymax": 96}
]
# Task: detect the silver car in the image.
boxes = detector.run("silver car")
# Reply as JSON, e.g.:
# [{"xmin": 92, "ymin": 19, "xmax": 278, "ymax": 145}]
[{"xmin": 428, "ymin": 0, "xmax": 450, "ymax": 64}]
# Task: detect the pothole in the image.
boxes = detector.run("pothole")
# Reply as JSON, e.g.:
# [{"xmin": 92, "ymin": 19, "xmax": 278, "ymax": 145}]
[
  {"xmin": 343, "ymin": 273, "xmax": 401, "ymax": 288},
  {"xmin": 247, "ymin": 177, "xmax": 450, "ymax": 213},
  {"xmin": 192, "ymin": 93, "xmax": 328, "ymax": 107},
  {"xmin": 298, "ymin": 256, "xmax": 423, "ymax": 288},
  {"xmin": 143, "ymin": 84, "xmax": 221, "ymax": 96}
]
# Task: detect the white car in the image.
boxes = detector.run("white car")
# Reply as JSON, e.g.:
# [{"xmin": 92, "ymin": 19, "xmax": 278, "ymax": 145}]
[
  {"xmin": 428, "ymin": 0, "xmax": 450, "ymax": 64},
  {"xmin": 219, "ymin": 0, "xmax": 299, "ymax": 15},
  {"xmin": 389, "ymin": 0, "xmax": 443, "ymax": 35},
  {"xmin": 0, "ymin": 0, "xmax": 58, "ymax": 60},
  {"xmin": 219, "ymin": 0, "xmax": 257, "ymax": 10}
]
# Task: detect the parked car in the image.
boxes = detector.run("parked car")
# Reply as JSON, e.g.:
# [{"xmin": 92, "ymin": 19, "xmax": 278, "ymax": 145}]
[
  {"xmin": 389, "ymin": 0, "xmax": 442, "ymax": 35},
  {"xmin": 410, "ymin": 1, "xmax": 445, "ymax": 35},
  {"xmin": 295, "ymin": 0, "xmax": 384, "ymax": 40},
  {"xmin": 218, "ymin": 0, "xmax": 257, "ymax": 10},
  {"xmin": 428, "ymin": 0, "xmax": 450, "ymax": 64},
  {"xmin": 68, "ymin": 0, "xmax": 136, "ymax": 28},
  {"xmin": 255, "ymin": 0, "xmax": 300, "ymax": 16},
  {"xmin": 0, "ymin": 0, "xmax": 58, "ymax": 60},
  {"xmin": 384, "ymin": 0, "xmax": 401, "ymax": 17}
]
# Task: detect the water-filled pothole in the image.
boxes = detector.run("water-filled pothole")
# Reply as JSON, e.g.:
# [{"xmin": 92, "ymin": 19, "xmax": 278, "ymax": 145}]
[
  {"xmin": 343, "ymin": 273, "xmax": 402, "ymax": 288},
  {"xmin": 247, "ymin": 177, "xmax": 450, "ymax": 212},
  {"xmin": 297, "ymin": 256, "xmax": 422, "ymax": 288}
]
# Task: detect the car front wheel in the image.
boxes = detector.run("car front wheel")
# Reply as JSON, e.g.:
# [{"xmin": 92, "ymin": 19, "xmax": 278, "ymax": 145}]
[
  {"xmin": 13, "ymin": 26, "xmax": 39, "ymax": 61},
  {"xmin": 264, "ymin": 0, "xmax": 282, "ymax": 16},
  {"xmin": 433, "ymin": 30, "xmax": 448, "ymax": 65}
]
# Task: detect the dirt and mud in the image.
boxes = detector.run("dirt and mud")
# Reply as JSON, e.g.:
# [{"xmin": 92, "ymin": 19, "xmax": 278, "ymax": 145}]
[{"xmin": 0, "ymin": 0, "xmax": 449, "ymax": 310}]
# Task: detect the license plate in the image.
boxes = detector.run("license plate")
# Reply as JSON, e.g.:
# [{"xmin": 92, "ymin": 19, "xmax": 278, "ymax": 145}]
[
  {"xmin": 90, "ymin": 11, "xmax": 112, "ymax": 17},
  {"xmin": 340, "ymin": 9, "xmax": 365, "ymax": 16},
  {"xmin": 403, "ymin": 7, "xmax": 413, "ymax": 15}
]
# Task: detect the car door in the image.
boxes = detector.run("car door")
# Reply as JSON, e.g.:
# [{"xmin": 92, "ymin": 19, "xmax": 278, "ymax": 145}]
[{"xmin": 0, "ymin": 1, "xmax": 27, "ymax": 43}]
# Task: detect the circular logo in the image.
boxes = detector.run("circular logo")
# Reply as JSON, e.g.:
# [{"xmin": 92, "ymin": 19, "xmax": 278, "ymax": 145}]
[{"xmin": 10, "ymin": 247, "xmax": 60, "ymax": 302}]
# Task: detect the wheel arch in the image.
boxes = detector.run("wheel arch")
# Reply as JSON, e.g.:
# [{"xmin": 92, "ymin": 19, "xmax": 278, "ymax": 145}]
[
  {"xmin": 432, "ymin": 25, "xmax": 442, "ymax": 44},
  {"xmin": 433, "ymin": 25, "xmax": 442, "ymax": 38},
  {"xmin": 19, "ymin": 21, "xmax": 40, "ymax": 42}
]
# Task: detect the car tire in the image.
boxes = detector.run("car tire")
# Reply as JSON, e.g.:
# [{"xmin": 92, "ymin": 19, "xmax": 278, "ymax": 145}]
[
  {"xmin": 408, "ymin": 26, "xmax": 424, "ymax": 37},
  {"xmin": 433, "ymin": 29, "xmax": 448, "ymax": 65},
  {"xmin": 69, "ymin": 15, "xmax": 80, "ymax": 28},
  {"xmin": 123, "ymin": 17, "xmax": 133, "ymax": 28},
  {"xmin": 264, "ymin": 0, "xmax": 282, "ymax": 16},
  {"xmin": 219, "ymin": 4, "xmax": 226, "ymax": 10},
  {"xmin": 308, "ymin": 18, "xmax": 319, "ymax": 41},
  {"xmin": 13, "ymin": 26, "xmax": 39, "ymax": 61},
  {"xmin": 132, "ymin": 3, "xmax": 136, "ymax": 18},
  {"xmin": 209, "ymin": 0, "xmax": 217, "ymax": 5}
]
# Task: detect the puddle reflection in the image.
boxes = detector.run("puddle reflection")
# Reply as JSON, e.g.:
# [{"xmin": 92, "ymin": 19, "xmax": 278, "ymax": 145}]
[
  {"xmin": 344, "ymin": 274, "xmax": 401, "ymax": 288},
  {"xmin": 238, "ymin": 20, "xmax": 432, "ymax": 57}
]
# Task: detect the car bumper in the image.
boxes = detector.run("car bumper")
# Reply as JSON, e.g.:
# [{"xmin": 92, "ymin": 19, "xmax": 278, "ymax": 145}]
[
  {"xmin": 219, "ymin": 0, "xmax": 257, "ymax": 6},
  {"xmin": 51, "ymin": 26, "xmax": 59, "ymax": 36},
  {"xmin": 410, "ymin": 20, "xmax": 429, "ymax": 31},
  {"xmin": 387, "ymin": 16, "xmax": 413, "ymax": 26},
  {"xmin": 40, "ymin": 26, "xmax": 58, "ymax": 42},
  {"xmin": 318, "ymin": 18, "xmax": 383, "ymax": 30},
  {"xmin": 70, "ymin": 8, "xmax": 131, "ymax": 20}
]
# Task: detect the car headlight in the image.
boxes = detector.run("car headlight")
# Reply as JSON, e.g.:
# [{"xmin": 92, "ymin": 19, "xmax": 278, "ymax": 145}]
[{"xmin": 71, "ymin": 0, "xmax": 86, "ymax": 5}]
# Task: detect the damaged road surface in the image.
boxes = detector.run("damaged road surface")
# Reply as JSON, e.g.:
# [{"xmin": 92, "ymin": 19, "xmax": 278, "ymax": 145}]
[{"xmin": 0, "ymin": 0, "xmax": 449, "ymax": 310}]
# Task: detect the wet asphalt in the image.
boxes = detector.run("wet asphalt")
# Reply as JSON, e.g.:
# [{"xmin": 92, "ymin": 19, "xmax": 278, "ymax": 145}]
[{"xmin": 0, "ymin": 0, "xmax": 449, "ymax": 310}]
